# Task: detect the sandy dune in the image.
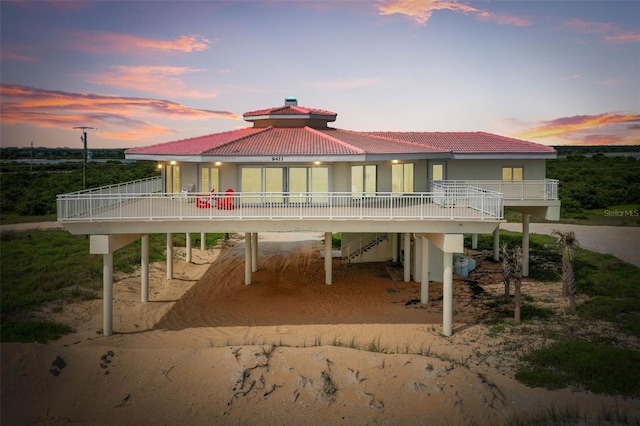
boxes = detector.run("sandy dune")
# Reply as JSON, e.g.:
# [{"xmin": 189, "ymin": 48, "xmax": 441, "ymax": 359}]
[{"xmin": 2, "ymin": 232, "xmax": 638, "ymax": 425}]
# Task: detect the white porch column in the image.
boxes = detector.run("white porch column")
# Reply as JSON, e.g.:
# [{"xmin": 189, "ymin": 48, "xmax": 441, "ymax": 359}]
[
  {"xmin": 522, "ymin": 213, "xmax": 530, "ymax": 277},
  {"xmin": 415, "ymin": 234, "xmax": 422, "ymax": 283},
  {"xmin": 245, "ymin": 233, "xmax": 252, "ymax": 285},
  {"xmin": 403, "ymin": 233, "xmax": 411, "ymax": 282},
  {"xmin": 493, "ymin": 227, "xmax": 500, "ymax": 262},
  {"xmin": 103, "ymin": 253, "xmax": 113, "ymax": 336},
  {"xmin": 166, "ymin": 233, "xmax": 174, "ymax": 280},
  {"xmin": 420, "ymin": 236, "xmax": 429, "ymax": 304},
  {"xmin": 252, "ymin": 233, "xmax": 258, "ymax": 273},
  {"xmin": 200, "ymin": 232, "xmax": 206, "ymax": 251},
  {"xmin": 325, "ymin": 232, "xmax": 332, "ymax": 285},
  {"xmin": 186, "ymin": 233, "xmax": 192, "ymax": 263},
  {"xmin": 471, "ymin": 233, "xmax": 478, "ymax": 250},
  {"xmin": 391, "ymin": 232, "xmax": 398, "ymax": 263},
  {"xmin": 141, "ymin": 235, "xmax": 149, "ymax": 303},
  {"xmin": 443, "ymin": 251, "xmax": 453, "ymax": 337}
]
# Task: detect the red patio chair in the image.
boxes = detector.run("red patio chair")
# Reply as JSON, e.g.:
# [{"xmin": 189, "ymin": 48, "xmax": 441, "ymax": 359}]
[
  {"xmin": 218, "ymin": 188, "xmax": 235, "ymax": 210},
  {"xmin": 196, "ymin": 189, "xmax": 216, "ymax": 208}
]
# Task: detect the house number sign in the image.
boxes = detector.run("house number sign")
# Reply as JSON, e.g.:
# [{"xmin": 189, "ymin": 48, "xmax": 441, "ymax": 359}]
[{"xmin": 271, "ymin": 156, "xmax": 285, "ymax": 162}]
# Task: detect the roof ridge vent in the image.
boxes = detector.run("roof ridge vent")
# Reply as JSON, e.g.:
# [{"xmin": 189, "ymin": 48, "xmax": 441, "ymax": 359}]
[{"xmin": 284, "ymin": 96, "xmax": 298, "ymax": 106}]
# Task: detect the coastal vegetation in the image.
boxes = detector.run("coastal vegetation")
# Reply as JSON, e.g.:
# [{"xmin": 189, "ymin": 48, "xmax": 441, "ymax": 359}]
[
  {"xmin": 0, "ymin": 231, "xmax": 223, "ymax": 343},
  {"xmin": 1, "ymin": 146, "xmax": 638, "ymax": 397}
]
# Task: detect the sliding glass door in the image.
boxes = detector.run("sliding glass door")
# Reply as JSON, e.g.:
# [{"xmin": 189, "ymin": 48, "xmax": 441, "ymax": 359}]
[{"xmin": 240, "ymin": 166, "xmax": 330, "ymax": 205}]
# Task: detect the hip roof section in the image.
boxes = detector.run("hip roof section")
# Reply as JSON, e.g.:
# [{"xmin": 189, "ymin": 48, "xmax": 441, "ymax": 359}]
[
  {"xmin": 366, "ymin": 131, "xmax": 557, "ymax": 154},
  {"xmin": 126, "ymin": 100, "xmax": 556, "ymax": 160},
  {"xmin": 127, "ymin": 127, "xmax": 555, "ymax": 158}
]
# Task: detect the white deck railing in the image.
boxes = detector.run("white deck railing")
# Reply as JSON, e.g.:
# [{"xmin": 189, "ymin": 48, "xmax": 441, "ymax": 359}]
[
  {"xmin": 57, "ymin": 176, "xmax": 163, "ymax": 219},
  {"xmin": 433, "ymin": 179, "xmax": 558, "ymax": 200},
  {"xmin": 58, "ymin": 187, "xmax": 503, "ymax": 222}
]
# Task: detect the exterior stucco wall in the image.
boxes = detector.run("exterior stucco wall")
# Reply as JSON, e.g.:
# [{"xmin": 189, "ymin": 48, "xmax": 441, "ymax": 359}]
[
  {"xmin": 333, "ymin": 163, "xmax": 349, "ymax": 192},
  {"xmin": 221, "ymin": 163, "xmax": 238, "ymax": 191},
  {"xmin": 181, "ymin": 163, "xmax": 198, "ymax": 192},
  {"xmin": 414, "ymin": 160, "xmax": 429, "ymax": 192},
  {"xmin": 172, "ymin": 157, "xmax": 547, "ymax": 195},
  {"xmin": 341, "ymin": 232, "xmax": 392, "ymax": 264},
  {"xmin": 445, "ymin": 159, "xmax": 547, "ymax": 181}
]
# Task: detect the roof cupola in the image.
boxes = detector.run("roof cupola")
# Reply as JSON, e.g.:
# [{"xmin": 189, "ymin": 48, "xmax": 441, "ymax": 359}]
[
  {"xmin": 243, "ymin": 98, "xmax": 337, "ymax": 129},
  {"xmin": 284, "ymin": 96, "xmax": 298, "ymax": 106}
]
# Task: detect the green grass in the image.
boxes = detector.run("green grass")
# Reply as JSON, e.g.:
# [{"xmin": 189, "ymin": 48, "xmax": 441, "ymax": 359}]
[
  {"xmin": 573, "ymin": 247, "xmax": 640, "ymax": 336},
  {"xmin": 0, "ymin": 229, "xmax": 223, "ymax": 342},
  {"xmin": 0, "ymin": 320, "xmax": 75, "ymax": 343},
  {"xmin": 475, "ymin": 230, "xmax": 640, "ymax": 396},
  {"xmin": 475, "ymin": 230, "xmax": 640, "ymax": 337},
  {"xmin": 515, "ymin": 340, "xmax": 640, "ymax": 397}
]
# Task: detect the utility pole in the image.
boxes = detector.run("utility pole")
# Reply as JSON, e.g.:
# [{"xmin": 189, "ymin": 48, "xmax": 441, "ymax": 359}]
[
  {"xmin": 73, "ymin": 127, "xmax": 95, "ymax": 190},
  {"xmin": 30, "ymin": 141, "xmax": 34, "ymax": 173}
]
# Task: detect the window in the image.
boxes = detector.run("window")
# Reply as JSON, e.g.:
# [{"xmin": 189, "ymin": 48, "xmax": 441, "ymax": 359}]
[
  {"xmin": 351, "ymin": 165, "xmax": 376, "ymax": 197},
  {"xmin": 392, "ymin": 163, "xmax": 414, "ymax": 194},
  {"xmin": 200, "ymin": 166, "xmax": 220, "ymax": 192},
  {"xmin": 165, "ymin": 164, "xmax": 180, "ymax": 194},
  {"xmin": 431, "ymin": 163, "xmax": 444, "ymax": 181},
  {"xmin": 502, "ymin": 167, "xmax": 523, "ymax": 181}
]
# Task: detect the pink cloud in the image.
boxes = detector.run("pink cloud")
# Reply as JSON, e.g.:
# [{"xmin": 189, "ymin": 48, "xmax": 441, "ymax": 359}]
[
  {"xmin": 0, "ymin": 84, "xmax": 240, "ymax": 141},
  {"xmin": 87, "ymin": 65, "xmax": 218, "ymax": 99},
  {"xmin": 605, "ymin": 30, "xmax": 640, "ymax": 44},
  {"xmin": 65, "ymin": 31, "xmax": 213, "ymax": 54},
  {"xmin": 513, "ymin": 112, "xmax": 640, "ymax": 145},
  {"xmin": 0, "ymin": 46, "xmax": 39, "ymax": 62},
  {"xmin": 561, "ymin": 18, "xmax": 640, "ymax": 44},
  {"xmin": 581, "ymin": 134, "xmax": 627, "ymax": 146},
  {"xmin": 377, "ymin": 0, "xmax": 530, "ymax": 26}
]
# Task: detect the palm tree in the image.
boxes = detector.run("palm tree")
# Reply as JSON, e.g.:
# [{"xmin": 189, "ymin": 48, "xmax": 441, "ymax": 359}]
[
  {"xmin": 512, "ymin": 246, "xmax": 523, "ymax": 324},
  {"xmin": 500, "ymin": 243, "xmax": 511, "ymax": 304},
  {"xmin": 552, "ymin": 230, "xmax": 578, "ymax": 313},
  {"xmin": 500, "ymin": 243, "xmax": 523, "ymax": 324}
]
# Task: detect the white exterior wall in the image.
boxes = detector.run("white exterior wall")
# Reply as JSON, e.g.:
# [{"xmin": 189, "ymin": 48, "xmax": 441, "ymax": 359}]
[
  {"xmin": 414, "ymin": 160, "xmax": 429, "ymax": 192},
  {"xmin": 342, "ymin": 232, "xmax": 447, "ymax": 281},
  {"xmin": 342, "ymin": 232, "xmax": 392, "ymax": 263},
  {"xmin": 170, "ymin": 158, "xmax": 545, "ymax": 195},
  {"xmin": 333, "ymin": 163, "xmax": 349, "ymax": 192},
  {"xmin": 181, "ymin": 164, "xmax": 198, "ymax": 192},
  {"xmin": 376, "ymin": 162, "xmax": 392, "ymax": 192},
  {"xmin": 221, "ymin": 163, "xmax": 238, "ymax": 192},
  {"xmin": 445, "ymin": 159, "xmax": 547, "ymax": 180}
]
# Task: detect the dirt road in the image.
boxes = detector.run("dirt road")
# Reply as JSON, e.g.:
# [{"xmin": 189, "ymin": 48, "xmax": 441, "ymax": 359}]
[{"xmin": 501, "ymin": 223, "xmax": 640, "ymax": 267}]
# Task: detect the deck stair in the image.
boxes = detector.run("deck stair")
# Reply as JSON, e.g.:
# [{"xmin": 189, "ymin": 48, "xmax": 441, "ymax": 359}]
[{"xmin": 343, "ymin": 233, "xmax": 388, "ymax": 263}]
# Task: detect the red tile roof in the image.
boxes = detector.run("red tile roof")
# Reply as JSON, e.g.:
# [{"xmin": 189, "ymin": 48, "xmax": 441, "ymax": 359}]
[
  {"xmin": 126, "ymin": 128, "xmax": 268, "ymax": 155},
  {"xmin": 319, "ymin": 129, "xmax": 449, "ymax": 154},
  {"xmin": 126, "ymin": 103, "xmax": 555, "ymax": 158},
  {"xmin": 126, "ymin": 127, "xmax": 555, "ymax": 157},
  {"xmin": 365, "ymin": 132, "xmax": 556, "ymax": 154},
  {"xmin": 243, "ymin": 105, "xmax": 337, "ymax": 119},
  {"xmin": 204, "ymin": 127, "xmax": 362, "ymax": 156}
]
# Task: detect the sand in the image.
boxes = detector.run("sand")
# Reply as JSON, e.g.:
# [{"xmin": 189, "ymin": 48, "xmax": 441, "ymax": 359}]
[{"xmin": 2, "ymin": 232, "xmax": 639, "ymax": 425}]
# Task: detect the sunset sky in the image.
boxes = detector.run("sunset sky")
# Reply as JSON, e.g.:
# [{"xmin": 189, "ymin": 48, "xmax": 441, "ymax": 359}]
[{"xmin": 1, "ymin": 0, "xmax": 639, "ymax": 149}]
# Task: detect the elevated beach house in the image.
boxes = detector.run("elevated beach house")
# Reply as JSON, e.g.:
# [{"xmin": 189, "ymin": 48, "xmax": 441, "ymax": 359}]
[{"xmin": 57, "ymin": 97, "xmax": 560, "ymax": 336}]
